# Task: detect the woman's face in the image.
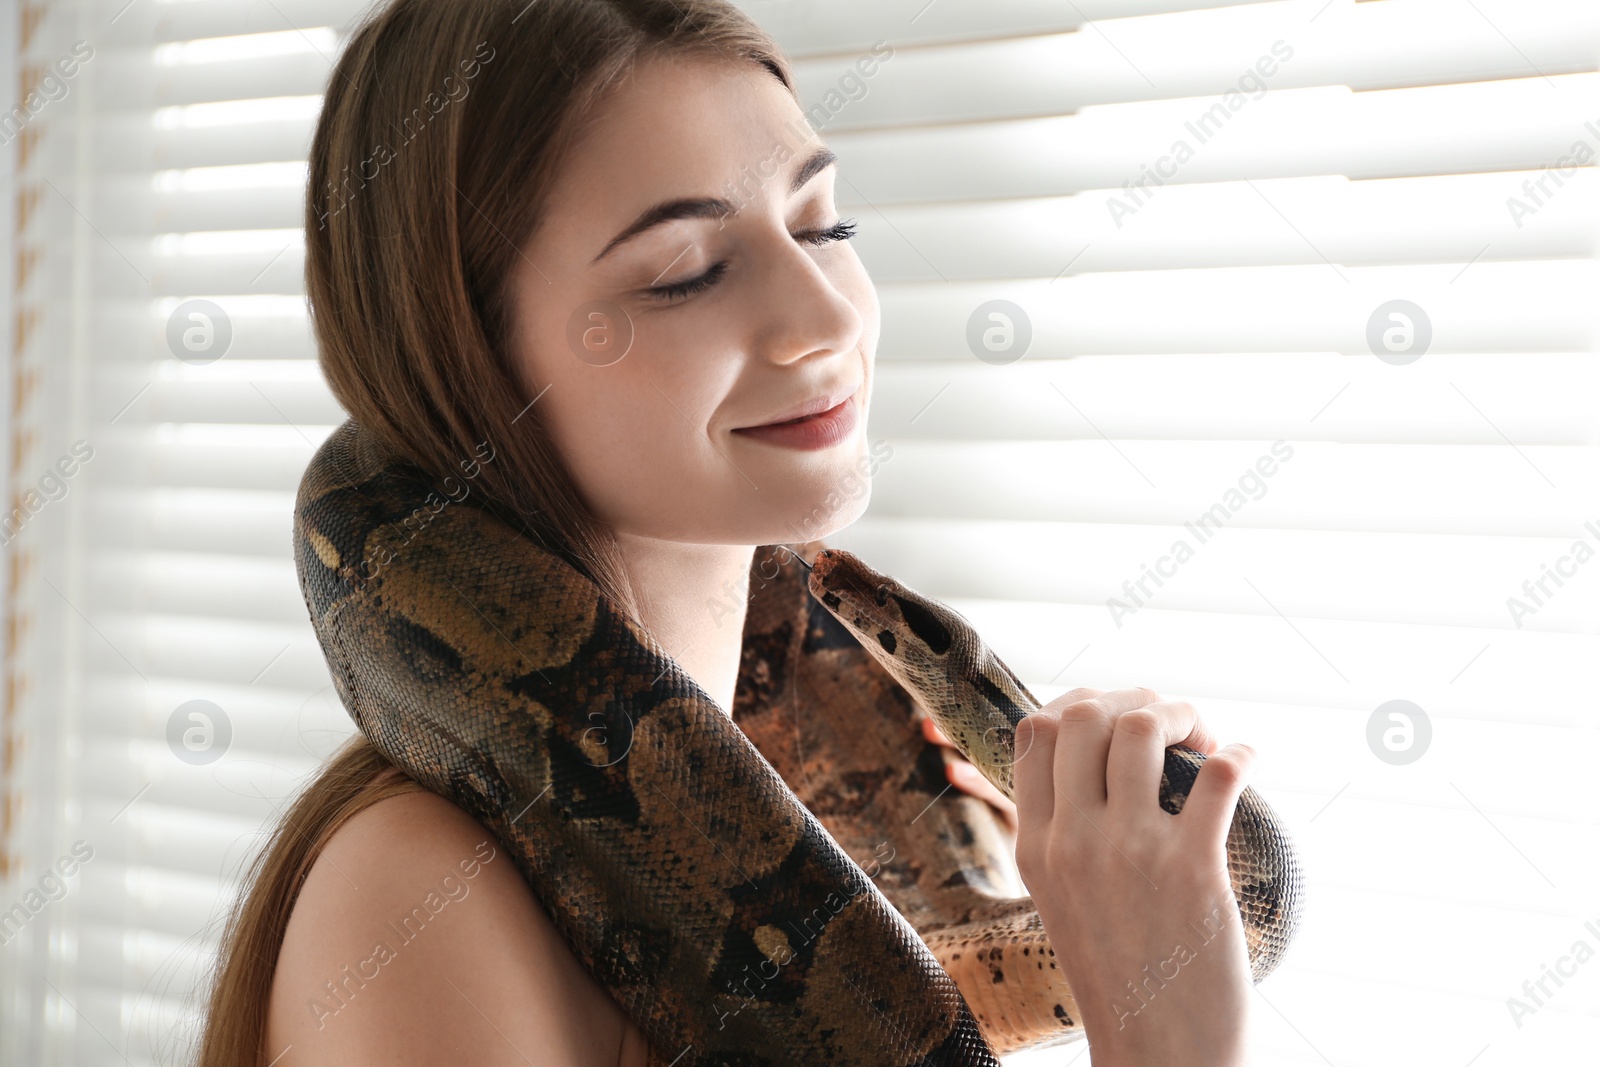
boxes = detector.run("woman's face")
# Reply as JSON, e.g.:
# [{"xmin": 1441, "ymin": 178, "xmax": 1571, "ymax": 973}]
[{"xmin": 507, "ymin": 52, "xmax": 881, "ymax": 546}]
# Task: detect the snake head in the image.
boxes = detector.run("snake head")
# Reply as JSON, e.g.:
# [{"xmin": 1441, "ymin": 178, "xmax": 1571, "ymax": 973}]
[
  {"xmin": 809, "ymin": 548, "xmax": 957, "ymax": 661},
  {"xmin": 809, "ymin": 549, "xmax": 1039, "ymax": 792}
]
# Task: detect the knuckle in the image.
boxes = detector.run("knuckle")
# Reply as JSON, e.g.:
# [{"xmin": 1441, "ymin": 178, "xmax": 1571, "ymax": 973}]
[
  {"xmin": 1018, "ymin": 709, "xmax": 1055, "ymax": 735},
  {"xmin": 1113, "ymin": 708, "xmax": 1162, "ymax": 738},
  {"xmin": 1039, "ymin": 836, "xmax": 1080, "ymax": 874},
  {"xmin": 1131, "ymin": 685, "xmax": 1162, "ymax": 705},
  {"xmin": 1014, "ymin": 838, "xmax": 1043, "ymax": 879},
  {"xmin": 1203, "ymin": 750, "xmax": 1249, "ymax": 788},
  {"xmin": 1059, "ymin": 686, "xmax": 1103, "ymax": 704},
  {"xmin": 1056, "ymin": 697, "xmax": 1106, "ymax": 725},
  {"xmin": 1117, "ymin": 832, "xmax": 1163, "ymax": 869},
  {"xmin": 1014, "ymin": 713, "xmax": 1055, "ymax": 756}
]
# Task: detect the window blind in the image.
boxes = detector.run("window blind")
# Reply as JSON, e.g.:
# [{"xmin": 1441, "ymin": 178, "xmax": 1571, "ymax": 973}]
[{"xmin": 0, "ymin": 1, "xmax": 1595, "ymax": 1065}]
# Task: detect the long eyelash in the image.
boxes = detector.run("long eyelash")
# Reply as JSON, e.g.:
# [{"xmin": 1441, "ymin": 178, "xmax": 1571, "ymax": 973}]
[
  {"xmin": 644, "ymin": 218, "xmax": 858, "ymax": 302},
  {"xmin": 800, "ymin": 218, "xmax": 858, "ymax": 246},
  {"xmin": 646, "ymin": 260, "xmax": 730, "ymax": 302}
]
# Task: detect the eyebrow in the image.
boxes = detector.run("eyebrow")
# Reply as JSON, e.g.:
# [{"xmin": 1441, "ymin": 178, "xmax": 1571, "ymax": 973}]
[{"xmin": 589, "ymin": 146, "xmax": 839, "ymax": 264}]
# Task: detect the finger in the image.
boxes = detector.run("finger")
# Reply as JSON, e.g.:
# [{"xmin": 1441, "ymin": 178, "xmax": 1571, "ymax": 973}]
[
  {"xmin": 947, "ymin": 757, "xmax": 1015, "ymax": 812},
  {"xmin": 1180, "ymin": 743, "xmax": 1256, "ymax": 853},
  {"xmin": 1105, "ymin": 700, "xmax": 1201, "ymax": 814},
  {"xmin": 1011, "ymin": 712, "xmax": 1058, "ymax": 833},
  {"xmin": 922, "ymin": 716, "xmax": 951, "ymax": 747},
  {"xmin": 1049, "ymin": 686, "xmax": 1164, "ymax": 808},
  {"xmin": 947, "ymin": 760, "xmax": 1019, "ymax": 829},
  {"xmin": 1103, "ymin": 709, "xmax": 1166, "ymax": 815},
  {"xmin": 1176, "ymin": 712, "xmax": 1221, "ymax": 756}
]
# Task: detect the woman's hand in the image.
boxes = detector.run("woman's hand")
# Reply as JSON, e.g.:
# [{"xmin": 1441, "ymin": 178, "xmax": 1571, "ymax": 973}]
[
  {"xmin": 921, "ymin": 715, "xmax": 1019, "ymax": 834},
  {"xmin": 1011, "ymin": 687, "xmax": 1255, "ymax": 1067}
]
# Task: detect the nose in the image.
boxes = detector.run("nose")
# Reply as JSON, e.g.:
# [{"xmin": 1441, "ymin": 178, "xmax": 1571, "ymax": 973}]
[{"xmin": 749, "ymin": 226, "xmax": 865, "ymax": 367}]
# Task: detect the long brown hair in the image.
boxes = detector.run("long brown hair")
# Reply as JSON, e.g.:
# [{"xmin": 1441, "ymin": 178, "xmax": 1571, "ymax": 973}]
[{"xmin": 197, "ymin": 1, "xmax": 794, "ymax": 1062}]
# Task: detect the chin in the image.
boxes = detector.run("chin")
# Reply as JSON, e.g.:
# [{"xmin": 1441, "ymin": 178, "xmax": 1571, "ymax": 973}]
[
  {"xmin": 759, "ymin": 462, "xmax": 875, "ymax": 546},
  {"xmin": 640, "ymin": 436, "xmax": 885, "ymax": 547}
]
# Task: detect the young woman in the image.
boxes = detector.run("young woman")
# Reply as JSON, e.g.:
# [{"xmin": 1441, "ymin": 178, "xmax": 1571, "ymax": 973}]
[{"xmin": 197, "ymin": 2, "xmax": 1259, "ymax": 1064}]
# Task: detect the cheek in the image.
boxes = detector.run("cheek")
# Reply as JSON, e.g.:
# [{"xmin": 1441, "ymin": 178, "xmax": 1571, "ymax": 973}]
[
  {"xmin": 513, "ymin": 328, "xmax": 619, "ymax": 503},
  {"xmin": 534, "ymin": 330, "xmax": 746, "ymax": 532},
  {"xmin": 539, "ymin": 366, "xmax": 673, "ymax": 509},
  {"xmin": 514, "ymin": 298, "xmax": 660, "ymax": 497}
]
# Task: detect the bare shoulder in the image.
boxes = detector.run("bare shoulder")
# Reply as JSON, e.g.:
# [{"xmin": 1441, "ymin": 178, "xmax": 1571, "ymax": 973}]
[{"xmin": 265, "ymin": 788, "xmax": 650, "ymax": 1067}]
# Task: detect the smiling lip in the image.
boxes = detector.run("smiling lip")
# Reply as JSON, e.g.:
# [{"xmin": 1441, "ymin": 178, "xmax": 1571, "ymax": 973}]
[{"xmin": 732, "ymin": 391, "xmax": 860, "ymax": 452}]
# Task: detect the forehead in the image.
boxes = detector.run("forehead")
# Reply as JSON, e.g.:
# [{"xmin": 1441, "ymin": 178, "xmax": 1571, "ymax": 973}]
[{"xmin": 539, "ymin": 53, "xmax": 804, "ymax": 244}]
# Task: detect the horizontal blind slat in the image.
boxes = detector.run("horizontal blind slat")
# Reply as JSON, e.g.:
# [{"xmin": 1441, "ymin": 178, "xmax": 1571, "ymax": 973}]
[
  {"xmin": 838, "ymin": 517, "xmax": 1600, "ymax": 631},
  {"xmin": 874, "ymin": 260, "xmax": 1598, "ymax": 358},
  {"xmin": 934, "ymin": 595, "xmax": 1598, "ymax": 724},
  {"xmin": 865, "ymin": 440, "xmax": 1600, "ymax": 533},
  {"xmin": 869, "ymin": 354, "xmax": 1600, "ymax": 444},
  {"xmin": 828, "ymin": 77, "xmax": 1600, "ymax": 202},
  {"xmin": 30, "ymin": 4, "xmax": 1598, "ymax": 1066},
  {"xmin": 788, "ymin": 0, "xmax": 1600, "ymax": 132}
]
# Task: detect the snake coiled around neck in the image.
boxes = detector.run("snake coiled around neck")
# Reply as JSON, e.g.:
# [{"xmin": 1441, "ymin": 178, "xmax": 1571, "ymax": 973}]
[{"xmin": 293, "ymin": 419, "xmax": 1302, "ymax": 1065}]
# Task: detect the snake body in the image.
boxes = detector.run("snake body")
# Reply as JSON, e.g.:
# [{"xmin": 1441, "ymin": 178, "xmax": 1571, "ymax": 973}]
[
  {"xmin": 805, "ymin": 552, "xmax": 1304, "ymax": 1014},
  {"xmin": 293, "ymin": 420, "xmax": 1302, "ymax": 1064}
]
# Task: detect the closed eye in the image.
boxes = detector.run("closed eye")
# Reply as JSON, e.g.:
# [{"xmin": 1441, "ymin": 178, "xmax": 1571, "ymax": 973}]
[
  {"xmin": 645, "ymin": 260, "xmax": 729, "ymax": 302},
  {"xmin": 797, "ymin": 218, "xmax": 858, "ymax": 247},
  {"xmin": 643, "ymin": 218, "xmax": 858, "ymax": 303}
]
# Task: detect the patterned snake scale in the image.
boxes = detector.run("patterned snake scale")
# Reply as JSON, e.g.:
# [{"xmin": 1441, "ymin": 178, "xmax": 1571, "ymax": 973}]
[{"xmin": 293, "ymin": 420, "xmax": 1303, "ymax": 1065}]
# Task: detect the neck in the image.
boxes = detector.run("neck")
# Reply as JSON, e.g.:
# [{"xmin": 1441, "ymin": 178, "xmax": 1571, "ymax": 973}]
[{"xmin": 611, "ymin": 533, "xmax": 755, "ymax": 714}]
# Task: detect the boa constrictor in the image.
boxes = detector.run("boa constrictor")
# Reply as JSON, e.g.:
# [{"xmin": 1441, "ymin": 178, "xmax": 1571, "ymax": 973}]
[{"xmin": 293, "ymin": 420, "xmax": 1303, "ymax": 1065}]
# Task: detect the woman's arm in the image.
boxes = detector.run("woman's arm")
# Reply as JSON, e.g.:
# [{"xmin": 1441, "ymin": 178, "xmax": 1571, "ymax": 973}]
[
  {"xmin": 1012, "ymin": 688, "xmax": 1256, "ymax": 1067},
  {"xmin": 266, "ymin": 789, "xmax": 648, "ymax": 1066}
]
